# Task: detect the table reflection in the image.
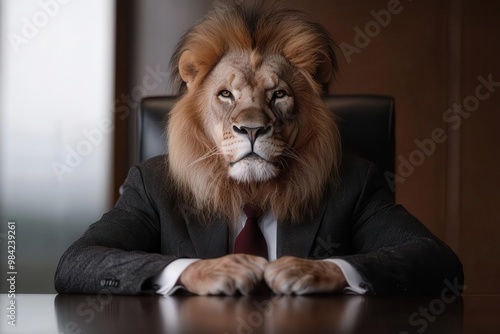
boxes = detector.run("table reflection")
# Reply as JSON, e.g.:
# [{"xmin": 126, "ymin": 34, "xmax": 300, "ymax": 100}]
[{"xmin": 54, "ymin": 293, "xmax": 463, "ymax": 334}]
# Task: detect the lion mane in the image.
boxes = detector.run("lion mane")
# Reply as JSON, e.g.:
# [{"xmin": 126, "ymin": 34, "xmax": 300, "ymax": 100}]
[{"xmin": 167, "ymin": 0, "xmax": 341, "ymax": 224}]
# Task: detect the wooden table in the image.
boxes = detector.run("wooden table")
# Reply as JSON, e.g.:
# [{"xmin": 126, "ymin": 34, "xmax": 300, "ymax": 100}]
[{"xmin": 1, "ymin": 293, "xmax": 498, "ymax": 333}]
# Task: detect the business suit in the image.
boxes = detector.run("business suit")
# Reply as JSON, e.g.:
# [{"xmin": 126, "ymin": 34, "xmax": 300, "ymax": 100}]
[{"xmin": 54, "ymin": 154, "xmax": 464, "ymax": 295}]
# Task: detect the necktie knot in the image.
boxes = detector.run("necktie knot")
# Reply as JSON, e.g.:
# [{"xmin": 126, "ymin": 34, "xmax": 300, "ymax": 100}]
[{"xmin": 243, "ymin": 204, "xmax": 262, "ymax": 219}]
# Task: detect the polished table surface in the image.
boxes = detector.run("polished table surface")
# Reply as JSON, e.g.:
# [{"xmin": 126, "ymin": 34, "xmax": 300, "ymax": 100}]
[{"xmin": 1, "ymin": 293, "xmax": 499, "ymax": 334}]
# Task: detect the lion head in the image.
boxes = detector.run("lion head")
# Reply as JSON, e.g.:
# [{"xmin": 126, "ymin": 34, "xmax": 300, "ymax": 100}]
[{"xmin": 167, "ymin": 1, "xmax": 340, "ymax": 223}]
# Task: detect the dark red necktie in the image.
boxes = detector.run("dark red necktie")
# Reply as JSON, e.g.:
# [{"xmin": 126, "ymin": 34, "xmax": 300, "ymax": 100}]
[{"xmin": 234, "ymin": 204, "xmax": 268, "ymax": 259}]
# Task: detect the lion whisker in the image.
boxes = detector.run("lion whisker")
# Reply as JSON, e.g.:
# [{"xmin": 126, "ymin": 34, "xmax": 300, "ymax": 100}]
[
  {"xmin": 281, "ymin": 145, "xmax": 315, "ymax": 171},
  {"xmin": 282, "ymin": 145, "xmax": 298, "ymax": 159},
  {"xmin": 188, "ymin": 147, "xmax": 222, "ymax": 167},
  {"xmin": 278, "ymin": 158, "xmax": 288, "ymax": 170}
]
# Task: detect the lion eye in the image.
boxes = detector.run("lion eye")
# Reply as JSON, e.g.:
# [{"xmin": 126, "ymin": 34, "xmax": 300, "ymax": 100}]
[
  {"xmin": 218, "ymin": 90, "xmax": 233, "ymax": 99},
  {"xmin": 273, "ymin": 90, "xmax": 287, "ymax": 99}
]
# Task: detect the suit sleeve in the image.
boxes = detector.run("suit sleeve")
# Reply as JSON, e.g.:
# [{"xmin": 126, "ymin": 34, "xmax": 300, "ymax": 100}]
[
  {"xmin": 336, "ymin": 163, "xmax": 464, "ymax": 295},
  {"xmin": 54, "ymin": 164, "xmax": 177, "ymax": 295}
]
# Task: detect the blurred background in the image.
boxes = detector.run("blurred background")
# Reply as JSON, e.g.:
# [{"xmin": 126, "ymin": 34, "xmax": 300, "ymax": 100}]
[{"xmin": 0, "ymin": 0, "xmax": 498, "ymax": 297}]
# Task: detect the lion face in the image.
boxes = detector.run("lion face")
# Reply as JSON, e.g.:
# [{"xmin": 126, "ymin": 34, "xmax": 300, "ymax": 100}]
[
  {"xmin": 166, "ymin": 1, "xmax": 340, "ymax": 223},
  {"xmin": 203, "ymin": 52, "xmax": 298, "ymax": 183}
]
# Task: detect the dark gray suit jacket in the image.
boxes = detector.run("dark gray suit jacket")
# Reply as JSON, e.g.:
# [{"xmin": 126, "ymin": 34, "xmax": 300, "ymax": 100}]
[{"xmin": 54, "ymin": 155, "xmax": 464, "ymax": 295}]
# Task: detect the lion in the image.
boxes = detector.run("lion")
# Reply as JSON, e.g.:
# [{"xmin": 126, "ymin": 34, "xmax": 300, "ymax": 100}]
[
  {"xmin": 165, "ymin": 1, "xmax": 346, "ymax": 295},
  {"xmin": 167, "ymin": 1, "xmax": 340, "ymax": 225}
]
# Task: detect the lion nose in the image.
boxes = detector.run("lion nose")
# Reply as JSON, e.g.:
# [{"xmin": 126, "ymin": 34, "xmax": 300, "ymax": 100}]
[{"xmin": 232, "ymin": 125, "xmax": 271, "ymax": 146}]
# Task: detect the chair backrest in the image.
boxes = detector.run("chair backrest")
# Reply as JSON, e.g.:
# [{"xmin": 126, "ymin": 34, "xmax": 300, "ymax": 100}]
[{"xmin": 137, "ymin": 95, "xmax": 395, "ymax": 173}]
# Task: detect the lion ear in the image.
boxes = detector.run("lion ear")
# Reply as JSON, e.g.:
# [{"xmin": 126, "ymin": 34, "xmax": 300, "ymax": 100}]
[
  {"xmin": 314, "ymin": 54, "xmax": 333, "ymax": 84},
  {"xmin": 178, "ymin": 50, "xmax": 199, "ymax": 86}
]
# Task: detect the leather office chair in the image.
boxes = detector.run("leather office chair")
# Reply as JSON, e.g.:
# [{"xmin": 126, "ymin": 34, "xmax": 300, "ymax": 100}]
[{"xmin": 137, "ymin": 95, "xmax": 395, "ymax": 174}]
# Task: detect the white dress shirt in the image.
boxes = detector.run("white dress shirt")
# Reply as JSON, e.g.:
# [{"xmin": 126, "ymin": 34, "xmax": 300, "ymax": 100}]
[{"xmin": 154, "ymin": 210, "xmax": 368, "ymax": 295}]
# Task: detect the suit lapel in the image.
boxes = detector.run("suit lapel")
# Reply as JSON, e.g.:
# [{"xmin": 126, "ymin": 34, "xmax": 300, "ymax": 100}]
[
  {"xmin": 277, "ymin": 200, "xmax": 328, "ymax": 258},
  {"xmin": 185, "ymin": 218, "xmax": 228, "ymax": 258},
  {"xmin": 179, "ymin": 197, "xmax": 328, "ymax": 259}
]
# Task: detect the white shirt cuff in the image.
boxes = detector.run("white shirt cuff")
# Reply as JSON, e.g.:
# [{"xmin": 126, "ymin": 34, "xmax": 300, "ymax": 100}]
[
  {"xmin": 153, "ymin": 258, "xmax": 200, "ymax": 295},
  {"xmin": 324, "ymin": 258, "xmax": 368, "ymax": 294}
]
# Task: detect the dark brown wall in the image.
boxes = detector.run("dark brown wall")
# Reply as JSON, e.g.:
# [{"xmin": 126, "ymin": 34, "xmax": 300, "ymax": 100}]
[
  {"xmin": 459, "ymin": 0, "xmax": 500, "ymax": 294},
  {"xmin": 116, "ymin": 0, "xmax": 500, "ymax": 294}
]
